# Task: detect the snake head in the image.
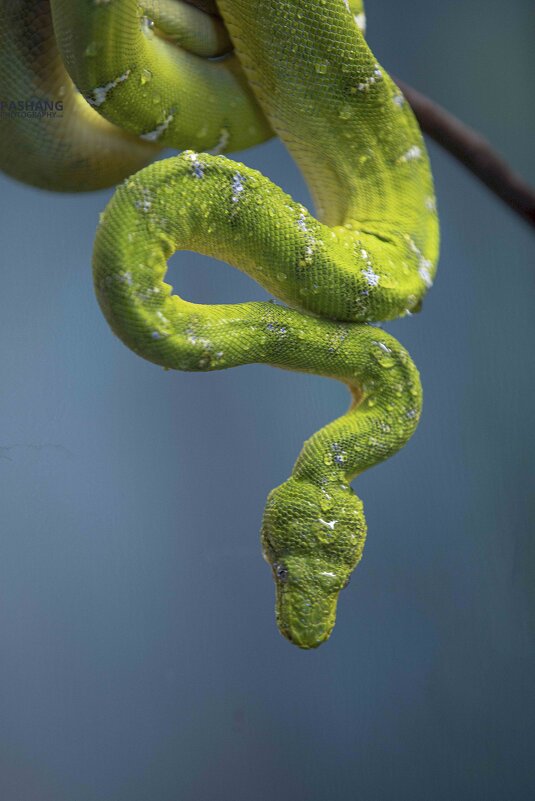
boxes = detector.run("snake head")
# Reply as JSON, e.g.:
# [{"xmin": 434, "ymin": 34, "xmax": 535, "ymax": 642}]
[{"xmin": 261, "ymin": 477, "xmax": 367, "ymax": 649}]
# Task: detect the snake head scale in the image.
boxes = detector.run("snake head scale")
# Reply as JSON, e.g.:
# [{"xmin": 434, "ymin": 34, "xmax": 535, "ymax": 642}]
[{"xmin": 262, "ymin": 477, "xmax": 367, "ymax": 648}]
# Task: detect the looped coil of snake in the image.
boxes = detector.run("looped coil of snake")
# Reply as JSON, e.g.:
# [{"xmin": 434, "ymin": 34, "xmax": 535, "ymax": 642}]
[{"xmin": 0, "ymin": 0, "xmax": 440, "ymax": 648}]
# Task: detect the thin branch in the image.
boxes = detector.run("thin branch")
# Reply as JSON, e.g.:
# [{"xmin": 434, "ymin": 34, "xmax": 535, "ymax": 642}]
[{"xmin": 396, "ymin": 78, "xmax": 535, "ymax": 230}]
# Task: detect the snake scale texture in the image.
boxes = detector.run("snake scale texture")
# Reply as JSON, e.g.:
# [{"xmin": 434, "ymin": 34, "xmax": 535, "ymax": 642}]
[{"xmin": 0, "ymin": 0, "xmax": 439, "ymax": 648}]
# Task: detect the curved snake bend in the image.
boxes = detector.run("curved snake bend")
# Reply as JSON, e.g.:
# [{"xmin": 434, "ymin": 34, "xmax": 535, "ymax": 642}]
[
  {"xmin": 0, "ymin": 0, "xmax": 272, "ymax": 189},
  {"xmin": 1, "ymin": 1, "xmax": 439, "ymax": 648}
]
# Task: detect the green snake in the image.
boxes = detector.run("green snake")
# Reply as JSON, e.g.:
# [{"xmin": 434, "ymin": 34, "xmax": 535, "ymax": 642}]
[{"xmin": 0, "ymin": 1, "xmax": 439, "ymax": 648}]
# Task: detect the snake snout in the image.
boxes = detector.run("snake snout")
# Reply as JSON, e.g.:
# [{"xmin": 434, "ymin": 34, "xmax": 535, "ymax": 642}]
[
  {"xmin": 272, "ymin": 555, "xmax": 345, "ymax": 649},
  {"xmin": 275, "ymin": 582, "xmax": 338, "ymax": 650}
]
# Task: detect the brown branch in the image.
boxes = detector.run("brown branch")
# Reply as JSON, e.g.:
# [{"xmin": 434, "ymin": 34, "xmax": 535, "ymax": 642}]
[{"xmin": 395, "ymin": 78, "xmax": 535, "ymax": 230}]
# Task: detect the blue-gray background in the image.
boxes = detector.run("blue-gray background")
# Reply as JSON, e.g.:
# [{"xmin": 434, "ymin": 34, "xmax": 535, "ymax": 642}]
[{"xmin": 1, "ymin": 1, "xmax": 534, "ymax": 799}]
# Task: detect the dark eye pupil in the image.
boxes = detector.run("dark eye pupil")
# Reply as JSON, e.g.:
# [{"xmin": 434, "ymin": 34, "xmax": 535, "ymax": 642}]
[{"xmin": 274, "ymin": 563, "xmax": 289, "ymax": 582}]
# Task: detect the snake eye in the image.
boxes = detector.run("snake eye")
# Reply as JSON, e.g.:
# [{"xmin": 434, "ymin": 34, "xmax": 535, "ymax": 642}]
[{"xmin": 274, "ymin": 562, "xmax": 289, "ymax": 583}]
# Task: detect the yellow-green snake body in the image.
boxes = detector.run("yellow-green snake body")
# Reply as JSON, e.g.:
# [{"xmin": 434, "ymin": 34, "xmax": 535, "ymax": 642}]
[{"xmin": 0, "ymin": 0, "xmax": 439, "ymax": 648}]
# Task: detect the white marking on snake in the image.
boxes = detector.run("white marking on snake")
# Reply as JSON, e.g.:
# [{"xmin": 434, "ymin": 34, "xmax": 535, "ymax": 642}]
[
  {"xmin": 209, "ymin": 127, "xmax": 230, "ymax": 155},
  {"xmin": 355, "ymin": 12, "xmax": 366, "ymax": 31},
  {"xmin": 399, "ymin": 145, "xmax": 422, "ymax": 163},
  {"xmin": 319, "ymin": 519, "xmax": 338, "ymax": 530},
  {"xmin": 231, "ymin": 173, "xmax": 246, "ymax": 203},
  {"xmin": 87, "ymin": 69, "xmax": 131, "ymax": 107},
  {"xmin": 140, "ymin": 112, "xmax": 175, "ymax": 142},
  {"xmin": 362, "ymin": 266, "xmax": 380, "ymax": 287},
  {"xmin": 185, "ymin": 151, "xmax": 205, "ymax": 179}
]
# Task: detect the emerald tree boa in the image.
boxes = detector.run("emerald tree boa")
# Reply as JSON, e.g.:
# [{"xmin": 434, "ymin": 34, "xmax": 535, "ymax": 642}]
[{"xmin": 0, "ymin": 0, "xmax": 439, "ymax": 648}]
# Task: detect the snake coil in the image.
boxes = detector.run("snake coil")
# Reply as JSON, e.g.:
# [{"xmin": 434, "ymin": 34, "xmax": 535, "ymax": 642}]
[{"xmin": 0, "ymin": 0, "xmax": 439, "ymax": 648}]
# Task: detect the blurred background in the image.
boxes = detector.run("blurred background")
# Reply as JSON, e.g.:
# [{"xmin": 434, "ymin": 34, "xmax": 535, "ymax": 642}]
[{"xmin": 1, "ymin": 1, "xmax": 534, "ymax": 799}]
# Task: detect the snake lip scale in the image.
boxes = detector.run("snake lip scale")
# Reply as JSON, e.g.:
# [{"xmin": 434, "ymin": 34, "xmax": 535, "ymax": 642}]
[{"xmin": 0, "ymin": 0, "xmax": 439, "ymax": 648}]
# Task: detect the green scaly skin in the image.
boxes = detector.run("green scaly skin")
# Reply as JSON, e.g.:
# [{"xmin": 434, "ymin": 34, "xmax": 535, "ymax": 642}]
[
  {"xmin": 0, "ymin": 0, "xmax": 364, "ymax": 190},
  {"xmin": 1, "ymin": 1, "xmax": 439, "ymax": 648},
  {"xmin": 0, "ymin": 0, "xmax": 271, "ymax": 189}
]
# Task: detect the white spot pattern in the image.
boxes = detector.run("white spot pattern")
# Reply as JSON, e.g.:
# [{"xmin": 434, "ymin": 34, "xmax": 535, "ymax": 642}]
[{"xmin": 87, "ymin": 69, "xmax": 131, "ymax": 107}]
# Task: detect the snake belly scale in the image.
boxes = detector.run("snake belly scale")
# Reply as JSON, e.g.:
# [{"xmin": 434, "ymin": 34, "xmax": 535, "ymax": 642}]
[{"xmin": 1, "ymin": 0, "xmax": 439, "ymax": 648}]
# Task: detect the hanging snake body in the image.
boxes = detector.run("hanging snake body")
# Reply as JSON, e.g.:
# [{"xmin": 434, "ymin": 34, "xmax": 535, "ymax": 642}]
[{"xmin": 0, "ymin": 0, "xmax": 439, "ymax": 648}]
